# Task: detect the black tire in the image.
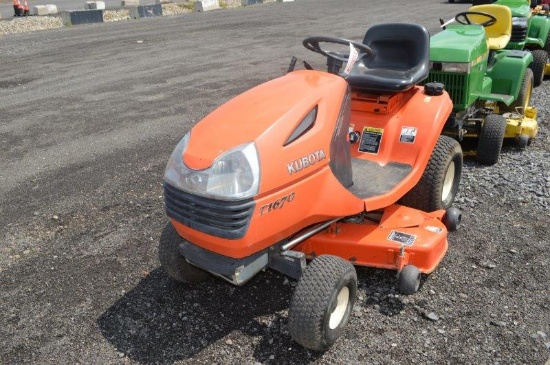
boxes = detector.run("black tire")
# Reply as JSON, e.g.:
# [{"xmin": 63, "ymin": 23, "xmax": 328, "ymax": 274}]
[
  {"xmin": 529, "ymin": 50, "xmax": 548, "ymax": 87},
  {"xmin": 500, "ymin": 68, "xmax": 533, "ymax": 114},
  {"xmin": 288, "ymin": 255, "xmax": 357, "ymax": 351},
  {"xmin": 443, "ymin": 207, "xmax": 462, "ymax": 232},
  {"xmin": 399, "ymin": 135, "xmax": 462, "ymax": 212},
  {"xmin": 545, "ymin": 30, "xmax": 550, "ymax": 55},
  {"xmin": 158, "ymin": 225, "xmax": 211, "ymax": 283},
  {"xmin": 448, "ymin": 0, "xmax": 455, "ymax": 3},
  {"xmin": 476, "ymin": 114, "xmax": 507, "ymax": 165},
  {"xmin": 398, "ymin": 265, "xmax": 421, "ymax": 295},
  {"xmin": 517, "ymin": 134, "xmax": 530, "ymax": 149}
]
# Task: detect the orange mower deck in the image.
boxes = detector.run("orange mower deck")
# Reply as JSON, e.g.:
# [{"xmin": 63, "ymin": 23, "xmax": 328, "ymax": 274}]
[{"xmin": 294, "ymin": 205, "xmax": 448, "ymax": 274}]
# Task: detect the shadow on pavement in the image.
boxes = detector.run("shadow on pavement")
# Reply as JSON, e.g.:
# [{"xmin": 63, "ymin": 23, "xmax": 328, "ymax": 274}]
[{"xmin": 97, "ymin": 224, "xmax": 322, "ymax": 364}]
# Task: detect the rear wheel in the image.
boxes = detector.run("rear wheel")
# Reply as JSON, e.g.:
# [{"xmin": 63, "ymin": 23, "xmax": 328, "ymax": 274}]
[
  {"xmin": 476, "ymin": 114, "xmax": 507, "ymax": 165},
  {"xmin": 529, "ymin": 50, "xmax": 548, "ymax": 87},
  {"xmin": 288, "ymin": 255, "xmax": 357, "ymax": 351},
  {"xmin": 500, "ymin": 68, "xmax": 533, "ymax": 114},
  {"xmin": 158, "ymin": 226, "xmax": 211, "ymax": 283},
  {"xmin": 399, "ymin": 135, "xmax": 462, "ymax": 212}
]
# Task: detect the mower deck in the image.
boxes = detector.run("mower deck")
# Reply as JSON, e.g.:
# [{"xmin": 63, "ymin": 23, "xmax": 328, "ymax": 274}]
[{"xmin": 294, "ymin": 205, "xmax": 449, "ymax": 274}]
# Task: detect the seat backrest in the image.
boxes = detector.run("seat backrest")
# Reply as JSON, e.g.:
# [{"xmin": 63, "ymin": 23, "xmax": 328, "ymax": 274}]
[
  {"xmin": 345, "ymin": 23, "xmax": 429, "ymax": 94},
  {"xmin": 361, "ymin": 23, "xmax": 429, "ymax": 74},
  {"xmin": 468, "ymin": 4, "xmax": 512, "ymax": 50}
]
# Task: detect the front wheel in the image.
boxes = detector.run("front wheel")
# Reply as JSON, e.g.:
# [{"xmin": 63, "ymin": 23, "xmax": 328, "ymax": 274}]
[
  {"xmin": 476, "ymin": 114, "xmax": 507, "ymax": 165},
  {"xmin": 288, "ymin": 255, "xmax": 357, "ymax": 351},
  {"xmin": 158, "ymin": 225, "xmax": 211, "ymax": 283},
  {"xmin": 399, "ymin": 135, "xmax": 463, "ymax": 212}
]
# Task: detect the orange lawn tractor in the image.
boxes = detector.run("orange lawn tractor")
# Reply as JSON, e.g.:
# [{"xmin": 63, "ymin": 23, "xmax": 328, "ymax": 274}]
[{"xmin": 162, "ymin": 23, "xmax": 463, "ymax": 351}]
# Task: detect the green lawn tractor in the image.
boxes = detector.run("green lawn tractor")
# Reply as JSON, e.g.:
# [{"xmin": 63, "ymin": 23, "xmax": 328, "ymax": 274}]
[
  {"xmin": 426, "ymin": 4, "xmax": 537, "ymax": 165},
  {"xmin": 492, "ymin": 0, "xmax": 550, "ymax": 86}
]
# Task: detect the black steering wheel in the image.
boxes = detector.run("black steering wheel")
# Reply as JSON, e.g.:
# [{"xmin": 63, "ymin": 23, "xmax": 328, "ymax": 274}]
[
  {"xmin": 454, "ymin": 11, "xmax": 497, "ymax": 27},
  {"xmin": 302, "ymin": 36, "xmax": 374, "ymax": 63}
]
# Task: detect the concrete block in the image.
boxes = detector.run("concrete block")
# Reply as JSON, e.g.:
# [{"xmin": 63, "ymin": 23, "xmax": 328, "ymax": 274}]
[
  {"xmin": 32, "ymin": 5, "xmax": 49, "ymax": 15},
  {"xmin": 194, "ymin": 0, "xmax": 219, "ymax": 12},
  {"xmin": 61, "ymin": 9, "xmax": 103, "ymax": 26},
  {"xmin": 129, "ymin": 4, "xmax": 162, "ymax": 18},
  {"xmin": 276, "ymin": 0, "xmax": 293, "ymax": 2},
  {"xmin": 46, "ymin": 4, "xmax": 58, "ymax": 13},
  {"xmin": 85, "ymin": 1, "xmax": 106, "ymax": 10},
  {"xmin": 241, "ymin": 0, "xmax": 262, "ymax": 5},
  {"xmin": 121, "ymin": 0, "xmax": 139, "ymax": 6}
]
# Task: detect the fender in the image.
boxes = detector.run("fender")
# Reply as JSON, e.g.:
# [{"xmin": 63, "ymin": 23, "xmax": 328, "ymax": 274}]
[
  {"xmin": 486, "ymin": 50, "xmax": 533, "ymax": 102},
  {"xmin": 526, "ymin": 14, "xmax": 550, "ymax": 48}
]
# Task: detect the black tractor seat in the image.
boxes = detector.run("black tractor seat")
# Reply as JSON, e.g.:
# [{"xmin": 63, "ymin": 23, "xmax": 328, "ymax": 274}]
[{"xmin": 346, "ymin": 23, "xmax": 430, "ymax": 94}]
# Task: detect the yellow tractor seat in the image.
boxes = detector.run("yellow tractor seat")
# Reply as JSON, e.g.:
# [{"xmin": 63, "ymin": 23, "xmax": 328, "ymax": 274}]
[{"xmin": 468, "ymin": 4, "xmax": 512, "ymax": 50}]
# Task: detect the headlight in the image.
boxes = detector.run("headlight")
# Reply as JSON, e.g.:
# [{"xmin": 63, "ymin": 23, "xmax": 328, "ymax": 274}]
[
  {"xmin": 430, "ymin": 62, "xmax": 470, "ymax": 73},
  {"xmin": 512, "ymin": 17, "xmax": 528, "ymax": 28},
  {"xmin": 164, "ymin": 132, "xmax": 260, "ymax": 200}
]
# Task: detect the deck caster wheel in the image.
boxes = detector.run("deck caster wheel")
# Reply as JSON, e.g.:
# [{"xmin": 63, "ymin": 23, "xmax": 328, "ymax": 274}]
[
  {"xmin": 288, "ymin": 255, "xmax": 357, "ymax": 351},
  {"xmin": 443, "ymin": 207, "xmax": 462, "ymax": 232},
  {"xmin": 158, "ymin": 226, "xmax": 211, "ymax": 283},
  {"xmin": 517, "ymin": 134, "xmax": 530, "ymax": 149},
  {"xmin": 398, "ymin": 265, "xmax": 421, "ymax": 295}
]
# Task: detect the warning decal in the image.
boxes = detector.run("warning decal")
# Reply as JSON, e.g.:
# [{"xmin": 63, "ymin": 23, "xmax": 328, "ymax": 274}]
[
  {"xmin": 359, "ymin": 127, "xmax": 383, "ymax": 154},
  {"xmin": 424, "ymin": 225, "xmax": 443, "ymax": 234},
  {"xmin": 387, "ymin": 230, "xmax": 417, "ymax": 246},
  {"xmin": 399, "ymin": 126, "xmax": 417, "ymax": 143}
]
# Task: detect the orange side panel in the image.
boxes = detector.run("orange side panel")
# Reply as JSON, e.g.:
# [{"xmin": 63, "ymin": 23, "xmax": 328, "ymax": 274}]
[{"xmin": 349, "ymin": 86, "xmax": 453, "ymax": 210}]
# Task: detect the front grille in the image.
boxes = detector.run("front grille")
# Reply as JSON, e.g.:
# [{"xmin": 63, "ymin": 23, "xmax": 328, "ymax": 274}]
[
  {"xmin": 511, "ymin": 25, "xmax": 527, "ymax": 43},
  {"xmin": 164, "ymin": 182, "xmax": 256, "ymax": 239},
  {"xmin": 423, "ymin": 72, "xmax": 467, "ymax": 108}
]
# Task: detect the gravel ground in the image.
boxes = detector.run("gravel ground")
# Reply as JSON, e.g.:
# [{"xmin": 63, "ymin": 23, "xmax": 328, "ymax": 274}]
[{"xmin": 0, "ymin": 0, "xmax": 549, "ymax": 364}]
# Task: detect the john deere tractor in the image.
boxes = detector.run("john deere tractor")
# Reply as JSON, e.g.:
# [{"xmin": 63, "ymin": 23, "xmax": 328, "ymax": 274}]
[
  {"xmin": 493, "ymin": 0, "xmax": 550, "ymax": 86},
  {"xmin": 426, "ymin": 4, "xmax": 535, "ymax": 165}
]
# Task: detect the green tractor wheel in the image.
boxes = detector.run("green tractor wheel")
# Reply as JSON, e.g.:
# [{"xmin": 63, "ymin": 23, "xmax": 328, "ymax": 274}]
[
  {"xmin": 529, "ymin": 50, "xmax": 549, "ymax": 87},
  {"xmin": 500, "ymin": 68, "xmax": 533, "ymax": 114},
  {"xmin": 476, "ymin": 114, "xmax": 507, "ymax": 165}
]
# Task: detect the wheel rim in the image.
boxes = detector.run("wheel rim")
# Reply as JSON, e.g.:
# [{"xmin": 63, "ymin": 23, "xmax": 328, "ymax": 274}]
[
  {"xmin": 523, "ymin": 78, "xmax": 532, "ymax": 111},
  {"xmin": 329, "ymin": 286, "xmax": 349, "ymax": 330},
  {"xmin": 442, "ymin": 161, "xmax": 455, "ymax": 203}
]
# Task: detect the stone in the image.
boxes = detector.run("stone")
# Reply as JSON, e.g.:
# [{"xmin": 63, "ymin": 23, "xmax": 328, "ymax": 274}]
[
  {"xmin": 32, "ymin": 5, "xmax": 50, "ymax": 15},
  {"xmin": 121, "ymin": 0, "xmax": 139, "ymax": 6},
  {"xmin": 61, "ymin": 9, "xmax": 104, "ymax": 26},
  {"xmin": 194, "ymin": 0, "xmax": 219, "ymax": 11},
  {"xmin": 242, "ymin": 0, "xmax": 262, "ymax": 5},
  {"xmin": 46, "ymin": 4, "xmax": 58, "ymax": 13},
  {"xmin": 424, "ymin": 312, "xmax": 439, "ymax": 321},
  {"xmin": 129, "ymin": 4, "xmax": 162, "ymax": 18},
  {"xmin": 85, "ymin": 1, "xmax": 106, "ymax": 10}
]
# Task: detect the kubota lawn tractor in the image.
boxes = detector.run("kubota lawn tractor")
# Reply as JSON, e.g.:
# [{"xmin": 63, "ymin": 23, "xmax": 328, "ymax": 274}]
[
  {"xmin": 162, "ymin": 23, "xmax": 463, "ymax": 351},
  {"xmin": 427, "ymin": 4, "xmax": 538, "ymax": 164}
]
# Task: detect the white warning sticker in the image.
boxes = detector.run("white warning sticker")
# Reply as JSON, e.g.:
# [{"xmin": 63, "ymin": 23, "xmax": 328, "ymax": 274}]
[
  {"xmin": 343, "ymin": 43, "xmax": 359, "ymax": 75},
  {"xmin": 399, "ymin": 126, "xmax": 417, "ymax": 143},
  {"xmin": 387, "ymin": 230, "xmax": 417, "ymax": 246},
  {"xmin": 424, "ymin": 225, "xmax": 443, "ymax": 234}
]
